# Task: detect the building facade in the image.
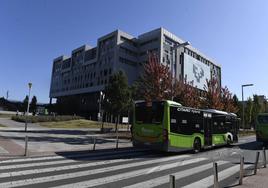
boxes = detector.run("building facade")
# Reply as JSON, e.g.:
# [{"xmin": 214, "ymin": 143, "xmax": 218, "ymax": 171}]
[{"xmin": 49, "ymin": 28, "xmax": 221, "ymax": 119}]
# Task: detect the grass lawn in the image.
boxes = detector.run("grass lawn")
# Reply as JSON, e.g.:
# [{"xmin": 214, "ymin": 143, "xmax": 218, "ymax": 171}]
[
  {"xmin": 39, "ymin": 119, "xmax": 130, "ymax": 129},
  {"xmin": 0, "ymin": 124, "xmax": 6, "ymax": 127},
  {"xmin": 238, "ymin": 130, "xmax": 256, "ymax": 137},
  {"xmin": 0, "ymin": 114, "xmax": 13, "ymax": 118}
]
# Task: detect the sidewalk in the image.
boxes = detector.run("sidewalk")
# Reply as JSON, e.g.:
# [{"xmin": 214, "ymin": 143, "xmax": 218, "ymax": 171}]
[
  {"xmin": 236, "ymin": 167, "xmax": 268, "ymax": 188},
  {"xmin": 0, "ymin": 118, "xmax": 132, "ymax": 159}
]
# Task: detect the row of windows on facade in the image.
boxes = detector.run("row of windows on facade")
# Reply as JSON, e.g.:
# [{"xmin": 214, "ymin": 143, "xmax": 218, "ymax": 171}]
[
  {"xmin": 120, "ymin": 35, "xmax": 159, "ymax": 48},
  {"xmin": 53, "ymin": 35, "xmax": 159, "ymax": 74},
  {"xmin": 120, "ymin": 36, "xmax": 137, "ymax": 47},
  {"xmin": 162, "ymin": 48, "xmax": 220, "ymax": 75},
  {"xmin": 51, "ymin": 76, "xmax": 112, "ymax": 93},
  {"xmin": 184, "ymin": 48, "xmax": 213, "ymax": 67},
  {"xmin": 99, "ymin": 44, "xmax": 114, "ymax": 56},
  {"xmin": 163, "ymin": 36, "xmax": 218, "ymax": 68},
  {"xmin": 61, "ymin": 48, "xmax": 97, "ymax": 70},
  {"xmin": 99, "ymin": 35, "xmax": 158, "ymax": 58},
  {"xmin": 54, "ymin": 45, "xmax": 113, "ymax": 74},
  {"xmin": 61, "ymin": 68, "xmax": 112, "ymax": 85},
  {"xmin": 54, "ymin": 53, "xmax": 114, "ymax": 75},
  {"xmin": 138, "ymin": 38, "xmax": 219, "ymax": 74},
  {"xmin": 119, "ymin": 57, "xmax": 137, "ymax": 66},
  {"xmin": 85, "ymin": 48, "xmax": 97, "ymax": 61},
  {"xmin": 99, "ymin": 36, "xmax": 115, "ymax": 56}
]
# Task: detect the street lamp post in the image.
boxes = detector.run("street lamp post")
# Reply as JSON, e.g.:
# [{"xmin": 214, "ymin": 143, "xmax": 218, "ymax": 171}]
[
  {"xmin": 25, "ymin": 83, "xmax": 32, "ymax": 132},
  {"xmin": 170, "ymin": 41, "xmax": 190, "ymax": 100},
  {"xmin": 242, "ymin": 84, "xmax": 253, "ymax": 131},
  {"xmin": 98, "ymin": 91, "xmax": 103, "ymax": 122}
]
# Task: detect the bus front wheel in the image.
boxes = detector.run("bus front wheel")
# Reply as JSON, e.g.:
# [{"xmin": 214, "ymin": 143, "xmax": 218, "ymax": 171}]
[{"xmin": 193, "ymin": 138, "xmax": 201, "ymax": 153}]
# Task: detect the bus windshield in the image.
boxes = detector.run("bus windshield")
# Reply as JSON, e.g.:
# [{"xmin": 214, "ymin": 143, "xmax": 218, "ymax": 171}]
[
  {"xmin": 135, "ymin": 101, "xmax": 164, "ymax": 124},
  {"xmin": 258, "ymin": 115, "xmax": 268, "ymax": 124}
]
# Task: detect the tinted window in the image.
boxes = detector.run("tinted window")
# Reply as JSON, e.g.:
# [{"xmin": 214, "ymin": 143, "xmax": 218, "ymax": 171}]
[
  {"xmin": 135, "ymin": 102, "xmax": 164, "ymax": 124},
  {"xmin": 212, "ymin": 115, "xmax": 226, "ymax": 134},
  {"xmin": 170, "ymin": 107, "xmax": 203, "ymax": 134},
  {"xmin": 258, "ymin": 115, "xmax": 268, "ymax": 124}
]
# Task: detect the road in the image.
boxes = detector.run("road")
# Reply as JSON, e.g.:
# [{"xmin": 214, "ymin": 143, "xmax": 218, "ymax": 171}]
[
  {"xmin": 0, "ymin": 135, "xmax": 264, "ymax": 188},
  {"xmin": 0, "ymin": 118, "xmax": 132, "ymax": 155}
]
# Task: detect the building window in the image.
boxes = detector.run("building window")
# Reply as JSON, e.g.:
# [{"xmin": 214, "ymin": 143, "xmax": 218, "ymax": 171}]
[
  {"xmin": 140, "ymin": 38, "xmax": 158, "ymax": 46},
  {"xmin": 119, "ymin": 57, "xmax": 137, "ymax": 66},
  {"xmin": 120, "ymin": 36, "xmax": 137, "ymax": 47},
  {"xmin": 119, "ymin": 46, "xmax": 138, "ymax": 57}
]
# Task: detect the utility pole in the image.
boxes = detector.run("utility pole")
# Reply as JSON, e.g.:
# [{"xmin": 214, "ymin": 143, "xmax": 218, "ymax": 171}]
[
  {"xmin": 6, "ymin": 90, "xmax": 9, "ymax": 100},
  {"xmin": 170, "ymin": 41, "xmax": 190, "ymax": 100},
  {"xmin": 25, "ymin": 83, "xmax": 32, "ymax": 132},
  {"xmin": 242, "ymin": 84, "xmax": 254, "ymax": 131}
]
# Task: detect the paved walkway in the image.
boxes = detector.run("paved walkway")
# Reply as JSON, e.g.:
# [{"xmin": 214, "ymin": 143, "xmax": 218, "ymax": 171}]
[
  {"xmin": 236, "ymin": 167, "xmax": 268, "ymax": 188},
  {"xmin": 0, "ymin": 118, "xmax": 132, "ymax": 158}
]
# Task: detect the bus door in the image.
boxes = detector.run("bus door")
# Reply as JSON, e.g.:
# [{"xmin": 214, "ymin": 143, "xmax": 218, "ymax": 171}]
[{"xmin": 203, "ymin": 113, "xmax": 212, "ymax": 146}]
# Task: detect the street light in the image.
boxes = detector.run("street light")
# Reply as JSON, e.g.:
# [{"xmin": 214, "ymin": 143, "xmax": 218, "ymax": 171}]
[
  {"xmin": 242, "ymin": 83, "xmax": 254, "ymax": 131},
  {"xmin": 98, "ymin": 91, "xmax": 103, "ymax": 122},
  {"xmin": 25, "ymin": 82, "xmax": 32, "ymax": 132},
  {"xmin": 170, "ymin": 41, "xmax": 190, "ymax": 100}
]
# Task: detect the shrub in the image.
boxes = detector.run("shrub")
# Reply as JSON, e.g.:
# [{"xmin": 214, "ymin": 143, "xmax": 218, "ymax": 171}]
[{"xmin": 11, "ymin": 115, "xmax": 83, "ymax": 123}]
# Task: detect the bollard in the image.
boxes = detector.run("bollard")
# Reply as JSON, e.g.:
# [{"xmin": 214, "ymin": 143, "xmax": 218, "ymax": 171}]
[
  {"xmin": 116, "ymin": 134, "xmax": 119, "ymax": 149},
  {"xmin": 93, "ymin": 137, "xmax": 96, "ymax": 151},
  {"xmin": 24, "ymin": 136, "xmax": 28, "ymax": 156},
  {"xmin": 254, "ymin": 151, "xmax": 260, "ymax": 175},
  {"xmin": 239, "ymin": 156, "xmax": 244, "ymax": 185},
  {"xmin": 169, "ymin": 175, "xmax": 175, "ymax": 188},
  {"xmin": 213, "ymin": 162, "xmax": 219, "ymax": 188},
  {"xmin": 263, "ymin": 147, "xmax": 267, "ymax": 168}
]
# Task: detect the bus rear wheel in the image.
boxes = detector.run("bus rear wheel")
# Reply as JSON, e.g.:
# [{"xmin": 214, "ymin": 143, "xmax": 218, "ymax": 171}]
[
  {"xmin": 227, "ymin": 136, "xmax": 232, "ymax": 146},
  {"xmin": 193, "ymin": 138, "xmax": 201, "ymax": 153}
]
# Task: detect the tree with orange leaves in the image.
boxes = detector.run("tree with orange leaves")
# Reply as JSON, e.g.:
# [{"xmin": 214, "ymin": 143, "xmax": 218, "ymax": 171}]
[
  {"xmin": 173, "ymin": 78, "xmax": 201, "ymax": 108},
  {"xmin": 136, "ymin": 52, "xmax": 172, "ymax": 102},
  {"xmin": 202, "ymin": 78, "xmax": 224, "ymax": 110},
  {"xmin": 221, "ymin": 86, "xmax": 239, "ymax": 113}
]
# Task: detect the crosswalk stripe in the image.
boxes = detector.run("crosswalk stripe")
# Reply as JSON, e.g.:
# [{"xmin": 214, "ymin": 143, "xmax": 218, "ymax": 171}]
[
  {"xmin": 124, "ymin": 160, "xmax": 229, "ymax": 188},
  {"xmin": 0, "ymin": 152, "xmax": 156, "ymax": 178},
  {"xmin": 51, "ymin": 157, "xmax": 208, "ymax": 188},
  {"xmin": 0, "ymin": 154, "xmax": 193, "ymax": 187},
  {"xmin": 0, "ymin": 150, "xmax": 150, "ymax": 170},
  {"xmin": 182, "ymin": 164, "xmax": 252, "ymax": 188},
  {"xmin": 0, "ymin": 148, "xmax": 149, "ymax": 164}
]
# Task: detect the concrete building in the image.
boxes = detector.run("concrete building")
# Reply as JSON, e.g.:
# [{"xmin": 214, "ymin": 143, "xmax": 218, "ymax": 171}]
[{"xmin": 49, "ymin": 27, "xmax": 221, "ymax": 119}]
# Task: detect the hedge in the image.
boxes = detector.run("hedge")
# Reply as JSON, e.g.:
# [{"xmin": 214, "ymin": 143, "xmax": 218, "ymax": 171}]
[{"xmin": 11, "ymin": 115, "xmax": 83, "ymax": 123}]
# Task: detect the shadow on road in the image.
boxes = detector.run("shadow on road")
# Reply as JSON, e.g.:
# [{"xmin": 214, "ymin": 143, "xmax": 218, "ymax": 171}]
[
  {"xmin": 0, "ymin": 135, "xmax": 127, "ymax": 145},
  {"xmin": 0, "ymin": 129, "xmax": 89, "ymax": 135},
  {"xmin": 237, "ymin": 141, "xmax": 266, "ymax": 150},
  {"xmin": 54, "ymin": 147, "xmax": 171, "ymax": 161}
]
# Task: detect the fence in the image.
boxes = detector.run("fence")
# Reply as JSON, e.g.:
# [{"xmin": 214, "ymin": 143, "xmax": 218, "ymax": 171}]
[{"xmin": 169, "ymin": 147, "xmax": 267, "ymax": 187}]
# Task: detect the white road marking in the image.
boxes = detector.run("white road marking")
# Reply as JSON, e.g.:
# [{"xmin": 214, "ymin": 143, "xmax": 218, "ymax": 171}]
[
  {"xmin": 0, "ymin": 151, "xmax": 150, "ymax": 170},
  {"xmin": 0, "ymin": 154, "xmax": 156, "ymax": 178},
  {"xmin": 51, "ymin": 157, "xmax": 207, "ymax": 188},
  {"xmin": 0, "ymin": 149, "xmax": 148, "ymax": 164},
  {"xmin": 182, "ymin": 164, "xmax": 251, "ymax": 188},
  {"xmin": 146, "ymin": 166, "xmax": 159, "ymax": 174},
  {"xmin": 0, "ymin": 154, "xmax": 192, "ymax": 187},
  {"xmin": 0, "ymin": 146, "xmax": 9, "ymax": 154},
  {"xmin": 124, "ymin": 161, "xmax": 228, "ymax": 188}
]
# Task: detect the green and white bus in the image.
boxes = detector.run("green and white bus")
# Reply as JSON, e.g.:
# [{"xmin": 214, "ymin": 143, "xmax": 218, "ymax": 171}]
[
  {"xmin": 256, "ymin": 113, "xmax": 268, "ymax": 145},
  {"xmin": 132, "ymin": 100, "xmax": 239, "ymax": 152}
]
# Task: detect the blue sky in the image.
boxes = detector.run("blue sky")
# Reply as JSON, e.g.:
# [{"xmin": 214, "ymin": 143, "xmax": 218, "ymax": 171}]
[{"xmin": 0, "ymin": 0, "xmax": 267, "ymax": 103}]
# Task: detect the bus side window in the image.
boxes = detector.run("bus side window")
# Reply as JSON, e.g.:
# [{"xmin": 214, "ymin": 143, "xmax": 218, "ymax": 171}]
[{"xmin": 170, "ymin": 107, "xmax": 179, "ymax": 133}]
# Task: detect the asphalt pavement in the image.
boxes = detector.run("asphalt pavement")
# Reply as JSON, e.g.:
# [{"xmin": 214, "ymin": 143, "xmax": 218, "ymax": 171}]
[
  {"xmin": 0, "ymin": 137, "xmax": 263, "ymax": 188},
  {"xmin": 0, "ymin": 117, "xmax": 267, "ymax": 187},
  {"xmin": 0, "ymin": 118, "xmax": 131, "ymax": 157}
]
